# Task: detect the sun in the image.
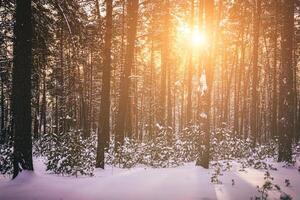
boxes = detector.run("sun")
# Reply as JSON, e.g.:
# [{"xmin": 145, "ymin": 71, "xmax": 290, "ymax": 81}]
[
  {"xmin": 191, "ymin": 30, "xmax": 207, "ymax": 48},
  {"xmin": 177, "ymin": 23, "xmax": 208, "ymax": 49}
]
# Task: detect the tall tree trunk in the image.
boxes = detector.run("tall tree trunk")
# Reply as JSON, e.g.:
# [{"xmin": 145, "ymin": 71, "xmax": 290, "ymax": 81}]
[
  {"xmin": 115, "ymin": 0, "xmax": 139, "ymax": 148},
  {"xmin": 149, "ymin": 40, "xmax": 155, "ymax": 139},
  {"xmin": 272, "ymin": 0, "xmax": 279, "ymax": 138},
  {"xmin": 89, "ymin": 48, "xmax": 93, "ymax": 133},
  {"xmin": 160, "ymin": 0, "xmax": 170, "ymax": 126},
  {"xmin": 196, "ymin": 0, "xmax": 214, "ymax": 169},
  {"xmin": 12, "ymin": 0, "xmax": 33, "ymax": 178},
  {"xmin": 233, "ymin": 44, "xmax": 240, "ymax": 136},
  {"xmin": 250, "ymin": 0, "xmax": 261, "ymax": 145},
  {"xmin": 41, "ymin": 68, "xmax": 46, "ymax": 135},
  {"xmin": 96, "ymin": 0, "xmax": 113, "ymax": 169},
  {"xmin": 33, "ymin": 81, "xmax": 40, "ymax": 139},
  {"xmin": 278, "ymin": 0, "xmax": 294, "ymax": 163},
  {"xmin": 186, "ymin": 0, "xmax": 194, "ymax": 125},
  {"xmin": 239, "ymin": 14, "xmax": 246, "ymax": 137},
  {"xmin": 0, "ymin": 79, "xmax": 5, "ymax": 143},
  {"xmin": 297, "ymin": 99, "xmax": 300, "ymax": 141}
]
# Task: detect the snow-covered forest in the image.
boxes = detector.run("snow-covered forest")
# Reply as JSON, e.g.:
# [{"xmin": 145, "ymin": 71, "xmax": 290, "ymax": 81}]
[{"xmin": 0, "ymin": 0, "xmax": 300, "ymax": 199}]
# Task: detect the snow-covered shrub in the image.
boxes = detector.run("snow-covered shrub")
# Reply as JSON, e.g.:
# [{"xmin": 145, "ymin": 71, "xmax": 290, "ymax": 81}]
[
  {"xmin": 0, "ymin": 141, "xmax": 13, "ymax": 175},
  {"xmin": 105, "ymin": 137, "xmax": 116, "ymax": 165},
  {"xmin": 36, "ymin": 123, "xmax": 291, "ymax": 172},
  {"xmin": 254, "ymin": 171, "xmax": 292, "ymax": 200},
  {"xmin": 178, "ymin": 125, "xmax": 199, "ymax": 162},
  {"xmin": 34, "ymin": 122, "xmax": 290, "ymax": 173},
  {"xmin": 210, "ymin": 162, "xmax": 224, "ymax": 184},
  {"xmin": 42, "ymin": 130, "xmax": 96, "ymax": 177},
  {"xmin": 111, "ymin": 137, "xmax": 143, "ymax": 168},
  {"xmin": 106, "ymin": 128, "xmax": 183, "ymax": 168},
  {"xmin": 293, "ymin": 142, "xmax": 300, "ymax": 161},
  {"xmin": 210, "ymin": 127, "xmax": 278, "ymax": 165},
  {"xmin": 211, "ymin": 127, "xmax": 252, "ymax": 160},
  {"xmin": 33, "ymin": 135, "xmax": 52, "ymax": 157},
  {"xmin": 143, "ymin": 128, "xmax": 183, "ymax": 168}
]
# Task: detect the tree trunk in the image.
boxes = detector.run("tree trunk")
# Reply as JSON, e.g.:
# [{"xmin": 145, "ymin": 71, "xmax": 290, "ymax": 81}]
[
  {"xmin": 12, "ymin": 0, "xmax": 33, "ymax": 178},
  {"xmin": 160, "ymin": 0, "xmax": 170, "ymax": 126},
  {"xmin": 40, "ymin": 68, "xmax": 46, "ymax": 135},
  {"xmin": 196, "ymin": 0, "xmax": 214, "ymax": 169},
  {"xmin": 278, "ymin": 0, "xmax": 294, "ymax": 163},
  {"xmin": 115, "ymin": 0, "xmax": 139, "ymax": 148},
  {"xmin": 272, "ymin": 0, "xmax": 279, "ymax": 138},
  {"xmin": 96, "ymin": 0, "xmax": 113, "ymax": 169},
  {"xmin": 250, "ymin": 0, "xmax": 261, "ymax": 145},
  {"xmin": 186, "ymin": 0, "xmax": 194, "ymax": 125},
  {"xmin": 0, "ymin": 80, "xmax": 5, "ymax": 144}
]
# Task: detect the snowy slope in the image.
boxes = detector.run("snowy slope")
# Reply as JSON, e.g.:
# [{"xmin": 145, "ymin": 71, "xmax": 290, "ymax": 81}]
[{"xmin": 0, "ymin": 158, "xmax": 299, "ymax": 200}]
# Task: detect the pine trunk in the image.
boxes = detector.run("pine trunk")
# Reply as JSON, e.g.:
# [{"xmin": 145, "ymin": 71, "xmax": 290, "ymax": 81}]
[
  {"xmin": 96, "ymin": 0, "xmax": 113, "ymax": 169},
  {"xmin": 12, "ymin": 0, "xmax": 33, "ymax": 178},
  {"xmin": 115, "ymin": 0, "xmax": 139, "ymax": 148}
]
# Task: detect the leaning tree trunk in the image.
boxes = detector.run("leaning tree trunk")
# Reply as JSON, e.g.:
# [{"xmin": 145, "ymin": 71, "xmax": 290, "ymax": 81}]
[{"xmin": 12, "ymin": 0, "xmax": 33, "ymax": 178}]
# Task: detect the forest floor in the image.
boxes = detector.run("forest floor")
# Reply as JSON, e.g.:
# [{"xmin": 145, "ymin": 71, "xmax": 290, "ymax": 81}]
[{"xmin": 0, "ymin": 158, "xmax": 300, "ymax": 200}]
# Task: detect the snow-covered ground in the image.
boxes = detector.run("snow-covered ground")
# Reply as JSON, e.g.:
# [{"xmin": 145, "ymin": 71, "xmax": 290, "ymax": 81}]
[{"xmin": 0, "ymin": 158, "xmax": 299, "ymax": 200}]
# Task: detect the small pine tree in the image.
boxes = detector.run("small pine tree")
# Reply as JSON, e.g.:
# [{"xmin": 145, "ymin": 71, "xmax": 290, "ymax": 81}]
[{"xmin": 42, "ymin": 130, "xmax": 96, "ymax": 177}]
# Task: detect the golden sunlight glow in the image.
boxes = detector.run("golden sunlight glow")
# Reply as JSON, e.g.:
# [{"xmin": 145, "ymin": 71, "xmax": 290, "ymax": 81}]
[
  {"xmin": 191, "ymin": 30, "xmax": 207, "ymax": 48},
  {"xmin": 177, "ymin": 23, "xmax": 208, "ymax": 49}
]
